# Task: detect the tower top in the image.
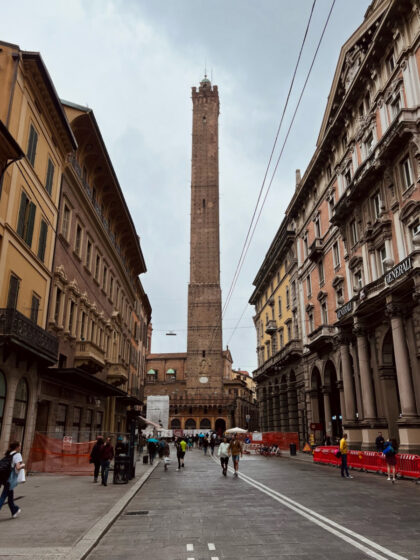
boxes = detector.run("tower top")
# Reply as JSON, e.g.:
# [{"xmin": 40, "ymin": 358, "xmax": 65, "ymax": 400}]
[{"xmin": 192, "ymin": 76, "xmax": 218, "ymax": 98}]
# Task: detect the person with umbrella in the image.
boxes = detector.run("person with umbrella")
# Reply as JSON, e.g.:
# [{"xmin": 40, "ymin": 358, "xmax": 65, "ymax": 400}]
[
  {"xmin": 228, "ymin": 433, "xmax": 243, "ymax": 477},
  {"xmin": 147, "ymin": 437, "xmax": 158, "ymax": 465}
]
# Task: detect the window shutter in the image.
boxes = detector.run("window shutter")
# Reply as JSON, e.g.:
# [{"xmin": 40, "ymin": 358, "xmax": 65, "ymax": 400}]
[
  {"xmin": 25, "ymin": 201, "xmax": 36, "ymax": 246},
  {"xmin": 37, "ymin": 220, "xmax": 48, "ymax": 262},
  {"xmin": 30, "ymin": 294, "xmax": 40, "ymax": 323},
  {"xmin": 7, "ymin": 275, "xmax": 20, "ymax": 309},
  {"xmin": 45, "ymin": 159, "xmax": 55, "ymax": 195},
  {"xmin": 27, "ymin": 125, "xmax": 38, "ymax": 166},
  {"xmin": 16, "ymin": 192, "xmax": 28, "ymax": 238}
]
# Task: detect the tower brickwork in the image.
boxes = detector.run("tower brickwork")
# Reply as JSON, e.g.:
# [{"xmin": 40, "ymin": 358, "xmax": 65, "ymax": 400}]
[{"xmin": 186, "ymin": 78, "xmax": 223, "ymax": 392}]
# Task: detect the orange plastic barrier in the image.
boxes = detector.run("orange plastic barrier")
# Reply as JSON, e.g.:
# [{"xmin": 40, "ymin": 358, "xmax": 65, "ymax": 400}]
[
  {"xmin": 28, "ymin": 432, "xmax": 95, "ymax": 475},
  {"xmin": 313, "ymin": 446, "xmax": 420, "ymax": 480}
]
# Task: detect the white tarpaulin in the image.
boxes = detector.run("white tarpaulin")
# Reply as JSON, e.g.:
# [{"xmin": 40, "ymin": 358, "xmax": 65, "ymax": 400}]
[{"xmin": 146, "ymin": 395, "xmax": 169, "ymax": 429}]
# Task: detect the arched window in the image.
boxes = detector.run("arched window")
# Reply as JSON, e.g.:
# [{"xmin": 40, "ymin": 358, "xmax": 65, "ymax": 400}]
[
  {"xmin": 171, "ymin": 418, "xmax": 181, "ymax": 429},
  {"xmin": 11, "ymin": 378, "xmax": 28, "ymax": 448},
  {"xmin": 166, "ymin": 368, "xmax": 176, "ymax": 381},
  {"xmin": 147, "ymin": 369, "xmax": 157, "ymax": 383},
  {"xmin": 200, "ymin": 418, "xmax": 211, "ymax": 430},
  {"xmin": 185, "ymin": 418, "xmax": 196, "ymax": 430},
  {"xmin": 0, "ymin": 371, "xmax": 6, "ymax": 436}
]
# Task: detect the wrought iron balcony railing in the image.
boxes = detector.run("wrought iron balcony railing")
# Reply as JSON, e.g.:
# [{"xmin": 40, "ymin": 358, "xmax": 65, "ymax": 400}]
[{"xmin": 0, "ymin": 308, "xmax": 58, "ymax": 364}]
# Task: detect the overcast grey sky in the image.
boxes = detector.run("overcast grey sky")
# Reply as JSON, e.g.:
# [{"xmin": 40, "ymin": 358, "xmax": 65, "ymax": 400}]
[{"xmin": 0, "ymin": 0, "xmax": 371, "ymax": 373}]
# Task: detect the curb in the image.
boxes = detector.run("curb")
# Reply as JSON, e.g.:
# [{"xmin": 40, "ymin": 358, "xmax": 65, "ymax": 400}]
[{"xmin": 68, "ymin": 460, "xmax": 160, "ymax": 560}]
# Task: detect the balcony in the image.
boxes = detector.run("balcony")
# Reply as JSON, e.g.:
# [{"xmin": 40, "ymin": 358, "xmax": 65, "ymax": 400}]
[
  {"xmin": 0, "ymin": 308, "xmax": 58, "ymax": 364},
  {"xmin": 107, "ymin": 361, "xmax": 129, "ymax": 386},
  {"xmin": 265, "ymin": 320, "xmax": 277, "ymax": 335},
  {"xmin": 74, "ymin": 340, "xmax": 105, "ymax": 373},
  {"xmin": 253, "ymin": 338, "xmax": 303, "ymax": 380},
  {"xmin": 306, "ymin": 325, "xmax": 337, "ymax": 354},
  {"xmin": 308, "ymin": 238, "xmax": 323, "ymax": 261}
]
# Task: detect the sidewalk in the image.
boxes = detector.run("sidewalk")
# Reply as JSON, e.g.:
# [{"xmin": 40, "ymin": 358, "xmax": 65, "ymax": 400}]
[{"xmin": 0, "ymin": 456, "xmax": 159, "ymax": 560}]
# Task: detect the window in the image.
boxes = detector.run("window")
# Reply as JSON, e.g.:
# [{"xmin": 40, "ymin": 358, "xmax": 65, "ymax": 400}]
[
  {"xmin": 315, "ymin": 215, "xmax": 321, "ymax": 238},
  {"xmin": 86, "ymin": 239, "xmax": 92, "ymax": 269},
  {"xmin": 55, "ymin": 404, "xmax": 67, "ymax": 439},
  {"xmin": 365, "ymin": 132, "xmax": 374, "ymax": 154},
  {"xmin": 308, "ymin": 311, "xmax": 314, "ymax": 332},
  {"xmin": 279, "ymin": 329, "xmax": 284, "ymax": 348},
  {"xmin": 354, "ymin": 270, "xmax": 363, "ymax": 290},
  {"xmin": 54, "ymin": 288, "xmax": 62, "ymax": 324},
  {"xmin": 62, "ymin": 205, "xmax": 70, "ymax": 239},
  {"xmin": 333, "ymin": 242, "xmax": 340, "ymax": 268},
  {"xmin": 102, "ymin": 265, "xmax": 107, "ymax": 291},
  {"xmin": 328, "ymin": 197, "xmax": 335, "ymax": 219},
  {"xmin": 400, "ymin": 157, "xmax": 413, "ymax": 190},
  {"xmin": 318, "ymin": 260, "xmax": 325, "ymax": 285},
  {"xmin": 372, "ymin": 191, "xmax": 382, "ymax": 219},
  {"xmin": 17, "ymin": 191, "xmax": 36, "ymax": 247},
  {"xmin": 85, "ymin": 409, "xmax": 93, "ymax": 441},
  {"xmin": 303, "ymin": 233, "xmax": 309, "ymax": 258},
  {"xmin": 387, "ymin": 51, "xmax": 395, "ymax": 75},
  {"xmin": 11, "ymin": 378, "xmax": 28, "ymax": 446},
  {"xmin": 95, "ymin": 411, "xmax": 103, "ymax": 434},
  {"xmin": 68, "ymin": 300, "xmax": 75, "ymax": 334},
  {"xmin": 95, "ymin": 254, "xmax": 100, "ymax": 281},
  {"xmin": 72, "ymin": 407, "xmax": 82, "ymax": 442},
  {"xmin": 350, "ymin": 220, "xmax": 358, "ymax": 246},
  {"xmin": 358, "ymin": 102, "xmax": 364, "ymax": 118},
  {"xmin": 7, "ymin": 274, "xmax": 20, "ymax": 309},
  {"xmin": 410, "ymin": 220, "xmax": 420, "ymax": 241},
  {"xmin": 45, "ymin": 159, "xmax": 55, "ymax": 195},
  {"xmin": 291, "ymin": 280, "xmax": 296, "ymax": 301},
  {"xmin": 344, "ymin": 168, "xmax": 352, "ymax": 187},
  {"xmin": 321, "ymin": 301, "xmax": 328, "ymax": 324},
  {"xmin": 109, "ymin": 276, "xmax": 114, "ymax": 300},
  {"xmin": 75, "ymin": 224, "xmax": 82, "ymax": 256},
  {"xmin": 286, "ymin": 321, "xmax": 292, "ymax": 341},
  {"xmin": 26, "ymin": 124, "xmax": 38, "ymax": 166},
  {"xmin": 306, "ymin": 275, "xmax": 312, "ymax": 297},
  {"xmin": 80, "ymin": 311, "xmax": 86, "ymax": 340},
  {"xmin": 30, "ymin": 293, "xmax": 40, "ymax": 324},
  {"xmin": 37, "ymin": 220, "xmax": 48, "ymax": 262},
  {"xmin": 378, "ymin": 245, "xmax": 387, "ymax": 274},
  {"xmin": 286, "ymin": 287, "xmax": 290, "ymax": 308},
  {"xmin": 326, "ymin": 164, "xmax": 332, "ymax": 180},
  {"xmin": 342, "ymin": 134, "xmax": 348, "ymax": 153},
  {"xmin": 391, "ymin": 94, "xmax": 401, "ymax": 119},
  {"xmin": 336, "ymin": 287, "xmax": 343, "ymax": 306}
]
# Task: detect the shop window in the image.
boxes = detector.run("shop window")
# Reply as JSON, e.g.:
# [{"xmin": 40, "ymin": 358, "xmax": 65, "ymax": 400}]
[
  {"xmin": 85, "ymin": 409, "xmax": 93, "ymax": 441},
  {"xmin": 72, "ymin": 407, "xmax": 82, "ymax": 442},
  {"xmin": 95, "ymin": 410, "xmax": 103, "ymax": 435},
  {"xmin": 55, "ymin": 403, "xmax": 67, "ymax": 439},
  {"xmin": 11, "ymin": 378, "xmax": 28, "ymax": 448}
]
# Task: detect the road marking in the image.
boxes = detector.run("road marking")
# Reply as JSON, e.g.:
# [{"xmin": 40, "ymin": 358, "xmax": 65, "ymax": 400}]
[
  {"xmin": 186, "ymin": 544, "xmax": 194, "ymax": 551},
  {"xmin": 211, "ymin": 557, "xmax": 219, "ymax": 560},
  {"xmin": 210, "ymin": 456, "xmax": 407, "ymax": 560},
  {"xmin": 208, "ymin": 543, "xmax": 216, "ymax": 550},
  {"xmin": 187, "ymin": 558, "xmax": 195, "ymax": 560}
]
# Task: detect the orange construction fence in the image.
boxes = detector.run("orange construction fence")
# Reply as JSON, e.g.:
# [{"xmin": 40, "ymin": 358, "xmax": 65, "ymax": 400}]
[
  {"xmin": 27, "ymin": 432, "xmax": 96, "ymax": 475},
  {"xmin": 313, "ymin": 445, "xmax": 420, "ymax": 480},
  {"xmin": 247, "ymin": 431, "xmax": 299, "ymax": 450}
]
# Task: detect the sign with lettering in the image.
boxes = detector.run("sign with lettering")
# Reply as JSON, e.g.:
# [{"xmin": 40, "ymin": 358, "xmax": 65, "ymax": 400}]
[
  {"xmin": 385, "ymin": 257, "xmax": 412, "ymax": 285},
  {"xmin": 336, "ymin": 300, "xmax": 353, "ymax": 320}
]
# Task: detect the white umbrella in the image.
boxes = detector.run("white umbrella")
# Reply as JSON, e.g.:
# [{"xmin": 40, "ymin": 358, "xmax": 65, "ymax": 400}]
[{"xmin": 225, "ymin": 427, "xmax": 247, "ymax": 433}]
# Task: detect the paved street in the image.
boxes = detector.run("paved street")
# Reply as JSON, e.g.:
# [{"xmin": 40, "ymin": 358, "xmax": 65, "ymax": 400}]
[{"xmin": 88, "ymin": 448, "xmax": 420, "ymax": 560}]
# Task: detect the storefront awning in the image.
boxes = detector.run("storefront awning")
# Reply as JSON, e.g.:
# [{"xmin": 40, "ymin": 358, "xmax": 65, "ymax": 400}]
[
  {"xmin": 138, "ymin": 416, "xmax": 161, "ymax": 429},
  {"xmin": 42, "ymin": 367, "xmax": 128, "ymax": 397}
]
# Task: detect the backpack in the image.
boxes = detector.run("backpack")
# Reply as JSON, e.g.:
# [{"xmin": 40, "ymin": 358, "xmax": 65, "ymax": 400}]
[
  {"xmin": 383, "ymin": 444, "xmax": 395, "ymax": 456},
  {"xmin": 0, "ymin": 454, "xmax": 13, "ymax": 485}
]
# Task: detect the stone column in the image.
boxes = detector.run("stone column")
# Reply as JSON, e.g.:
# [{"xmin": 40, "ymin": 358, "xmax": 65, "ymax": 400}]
[
  {"xmin": 0, "ymin": 374, "xmax": 19, "ymax": 456},
  {"xmin": 387, "ymin": 304, "xmax": 417, "ymax": 417},
  {"xmin": 279, "ymin": 389, "xmax": 289, "ymax": 432},
  {"xmin": 267, "ymin": 389, "xmax": 274, "ymax": 431},
  {"xmin": 354, "ymin": 326, "xmax": 376, "ymax": 421},
  {"xmin": 272, "ymin": 387, "xmax": 280, "ymax": 431},
  {"xmin": 287, "ymin": 388, "xmax": 298, "ymax": 433},
  {"xmin": 322, "ymin": 388, "xmax": 332, "ymax": 437},
  {"xmin": 339, "ymin": 339, "xmax": 356, "ymax": 421}
]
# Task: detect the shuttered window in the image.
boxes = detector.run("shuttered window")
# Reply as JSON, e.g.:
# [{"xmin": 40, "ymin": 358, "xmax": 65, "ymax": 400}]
[
  {"xmin": 30, "ymin": 293, "xmax": 40, "ymax": 324},
  {"xmin": 45, "ymin": 158, "xmax": 55, "ymax": 195},
  {"xmin": 37, "ymin": 220, "xmax": 48, "ymax": 262},
  {"xmin": 17, "ymin": 191, "xmax": 36, "ymax": 247},
  {"xmin": 27, "ymin": 124, "xmax": 38, "ymax": 166},
  {"xmin": 7, "ymin": 274, "xmax": 20, "ymax": 309}
]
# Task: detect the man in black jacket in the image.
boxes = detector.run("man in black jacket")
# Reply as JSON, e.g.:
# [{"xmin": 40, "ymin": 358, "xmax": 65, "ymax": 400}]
[{"xmin": 89, "ymin": 436, "xmax": 104, "ymax": 483}]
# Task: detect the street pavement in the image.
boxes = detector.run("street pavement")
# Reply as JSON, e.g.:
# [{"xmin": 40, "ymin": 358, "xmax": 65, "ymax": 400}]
[
  {"xmin": 88, "ymin": 447, "xmax": 420, "ymax": 560},
  {"xmin": 0, "ymin": 456, "xmax": 158, "ymax": 560}
]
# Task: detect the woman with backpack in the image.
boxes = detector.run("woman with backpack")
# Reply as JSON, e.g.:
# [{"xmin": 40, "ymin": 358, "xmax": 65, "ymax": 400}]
[
  {"xmin": 383, "ymin": 438, "xmax": 398, "ymax": 483},
  {"xmin": 0, "ymin": 441, "xmax": 25, "ymax": 518}
]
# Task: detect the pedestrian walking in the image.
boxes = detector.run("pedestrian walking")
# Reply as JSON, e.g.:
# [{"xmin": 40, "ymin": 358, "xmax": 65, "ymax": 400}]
[
  {"xmin": 383, "ymin": 438, "xmax": 398, "ymax": 483},
  {"xmin": 202, "ymin": 436, "xmax": 209, "ymax": 455},
  {"xmin": 218, "ymin": 437, "xmax": 230, "ymax": 476},
  {"xmin": 89, "ymin": 435, "xmax": 104, "ymax": 483},
  {"xmin": 187, "ymin": 437, "xmax": 193, "ymax": 451},
  {"xmin": 210, "ymin": 436, "xmax": 216, "ymax": 456},
  {"xmin": 99, "ymin": 437, "xmax": 114, "ymax": 486},
  {"xmin": 0, "ymin": 440, "xmax": 25, "ymax": 518},
  {"xmin": 228, "ymin": 434, "xmax": 243, "ymax": 477},
  {"xmin": 339, "ymin": 433, "xmax": 353, "ymax": 479},
  {"xmin": 375, "ymin": 432, "xmax": 385, "ymax": 452},
  {"xmin": 162, "ymin": 440, "xmax": 170, "ymax": 471},
  {"xmin": 138, "ymin": 435, "xmax": 146, "ymax": 458},
  {"xmin": 147, "ymin": 438, "xmax": 157, "ymax": 465},
  {"xmin": 176, "ymin": 438, "xmax": 187, "ymax": 470}
]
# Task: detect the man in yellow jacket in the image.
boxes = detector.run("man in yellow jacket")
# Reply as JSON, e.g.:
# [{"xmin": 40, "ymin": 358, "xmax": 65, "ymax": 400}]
[{"xmin": 339, "ymin": 433, "xmax": 353, "ymax": 479}]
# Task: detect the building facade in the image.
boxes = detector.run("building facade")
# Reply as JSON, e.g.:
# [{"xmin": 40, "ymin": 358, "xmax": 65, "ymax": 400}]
[
  {"xmin": 0, "ymin": 42, "xmax": 76, "ymax": 454},
  {"xmin": 252, "ymin": 0, "xmax": 420, "ymax": 452}
]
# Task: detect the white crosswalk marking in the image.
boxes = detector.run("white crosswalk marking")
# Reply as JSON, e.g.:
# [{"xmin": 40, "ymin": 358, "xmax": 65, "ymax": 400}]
[
  {"xmin": 208, "ymin": 543, "xmax": 216, "ymax": 550},
  {"xmin": 211, "ymin": 557, "xmax": 219, "ymax": 560},
  {"xmin": 186, "ymin": 543, "xmax": 194, "ymax": 551}
]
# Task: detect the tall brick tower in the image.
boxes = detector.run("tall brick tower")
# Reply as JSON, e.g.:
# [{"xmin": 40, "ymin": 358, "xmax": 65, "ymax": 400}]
[{"xmin": 186, "ymin": 76, "xmax": 223, "ymax": 393}]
